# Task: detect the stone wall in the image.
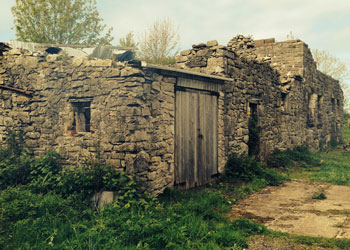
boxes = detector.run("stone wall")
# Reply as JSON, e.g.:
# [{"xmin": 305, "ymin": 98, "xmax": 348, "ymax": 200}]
[
  {"xmin": 0, "ymin": 49, "xmax": 176, "ymax": 195},
  {"xmin": 176, "ymin": 35, "xmax": 343, "ymax": 157},
  {"xmin": 250, "ymin": 37, "xmax": 344, "ymax": 149},
  {"xmin": 0, "ymin": 35, "xmax": 344, "ymax": 193}
]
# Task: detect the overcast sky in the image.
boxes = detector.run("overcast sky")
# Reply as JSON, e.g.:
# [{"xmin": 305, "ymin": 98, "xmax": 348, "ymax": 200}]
[{"xmin": 1, "ymin": 0, "xmax": 349, "ymax": 85}]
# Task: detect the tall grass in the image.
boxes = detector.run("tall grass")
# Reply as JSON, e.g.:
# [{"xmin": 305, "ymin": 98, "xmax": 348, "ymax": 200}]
[{"xmin": 0, "ymin": 130, "xmax": 268, "ymax": 249}]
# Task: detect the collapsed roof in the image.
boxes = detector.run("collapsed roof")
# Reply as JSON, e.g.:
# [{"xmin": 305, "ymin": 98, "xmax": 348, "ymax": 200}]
[{"xmin": 5, "ymin": 40, "xmax": 135, "ymax": 61}]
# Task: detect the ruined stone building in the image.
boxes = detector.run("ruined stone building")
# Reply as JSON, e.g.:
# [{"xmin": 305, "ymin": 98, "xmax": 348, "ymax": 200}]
[{"xmin": 0, "ymin": 36, "xmax": 344, "ymax": 194}]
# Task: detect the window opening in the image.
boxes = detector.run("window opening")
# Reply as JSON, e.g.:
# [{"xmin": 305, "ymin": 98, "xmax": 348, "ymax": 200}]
[
  {"xmin": 70, "ymin": 101, "xmax": 91, "ymax": 132},
  {"xmin": 281, "ymin": 93, "xmax": 290, "ymax": 112},
  {"xmin": 247, "ymin": 103, "xmax": 259, "ymax": 157},
  {"xmin": 317, "ymin": 96, "xmax": 323, "ymax": 125},
  {"xmin": 317, "ymin": 95, "xmax": 322, "ymax": 109},
  {"xmin": 307, "ymin": 93, "xmax": 317, "ymax": 127}
]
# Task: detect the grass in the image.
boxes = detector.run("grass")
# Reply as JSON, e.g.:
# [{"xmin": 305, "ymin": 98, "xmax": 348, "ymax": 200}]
[
  {"xmin": 0, "ymin": 131, "xmax": 274, "ymax": 249},
  {"xmin": 2, "ymin": 127, "xmax": 350, "ymax": 249},
  {"xmin": 287, "ymin": 126, "xmax": 350, "ymax": 186},
  {"xmin": 344, "ymin": 124, "xmax": 350, "ymax": 140},
  {"xmin": 258, "ymin": 232, "xmax": 350, "ymax": 249}
]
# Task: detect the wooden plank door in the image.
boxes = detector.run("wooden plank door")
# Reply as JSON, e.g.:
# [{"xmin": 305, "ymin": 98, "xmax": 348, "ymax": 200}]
[{"xmin": 175, "ymin": 88, "xmax": 218, "ymax": 188}]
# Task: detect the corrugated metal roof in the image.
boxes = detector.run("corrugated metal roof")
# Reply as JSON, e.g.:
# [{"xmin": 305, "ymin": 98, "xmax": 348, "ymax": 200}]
[
  {"xmin": 9, "ymin": 40, "xmax": 36, "ymax": 52},
  {"xmin": 7, "ymin": 40, "xmax": 134, "ymax": 61}
]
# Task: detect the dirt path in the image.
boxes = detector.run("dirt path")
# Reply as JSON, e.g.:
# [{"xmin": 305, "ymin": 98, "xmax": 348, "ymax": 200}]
[{"xmin": 230, "ymin": 179, "xmax": 350, "ymax": 239}]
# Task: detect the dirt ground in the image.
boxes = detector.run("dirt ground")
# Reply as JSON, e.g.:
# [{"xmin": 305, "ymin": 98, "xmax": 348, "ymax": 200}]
[{"xmin": 230, "ymin": 179, "xmax": 350, "ymax": 239}]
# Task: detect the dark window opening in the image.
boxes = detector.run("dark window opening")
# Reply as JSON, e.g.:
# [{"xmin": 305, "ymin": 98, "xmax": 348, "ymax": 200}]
[
  {"xmin": 317, "ymin": 95, "xmax": 323, "ymax": 122},
  {"xmin": 71, "ymin": 102, "xmax": 91, "ymax": 132},
  {"xmin": 281, "ymin": 93, "xmax": 287, "ymax": 104},
  {"xmin": 331, "ymin": 98, "xmax": 335, "ymax": 112},
  {"xmin": 317, "ymin": 95, "xmax": 322, "ymax": 109},
  {"xmin": 248, "ymin": 103, "xmax": 259, "ymax": 157},
  {"xmin": 281, "ymin": 93, "xmax": 289, "ymax": 112}
]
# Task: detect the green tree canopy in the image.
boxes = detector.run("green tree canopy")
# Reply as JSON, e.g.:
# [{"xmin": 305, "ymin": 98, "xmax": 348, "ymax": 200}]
[{"xmin": 11, "ymin": 0, "xmax": 113, "ymax": 45}]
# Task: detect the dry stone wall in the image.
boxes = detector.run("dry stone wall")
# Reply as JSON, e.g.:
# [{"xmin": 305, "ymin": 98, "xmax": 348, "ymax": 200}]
[
  {"xmin": 0, "ymin": 35, "xmax": 344, "ymax": 193},
  {"xmin": 0, "ymin": 49, "xmax": 175, "ymax": 195},
  {"xmin": 250, "ymin": 37, "xmax": 344, "ymax": 149},
  {"xmin": 176, "ymin": 35, "xmax": 343, "ymax": 157}
]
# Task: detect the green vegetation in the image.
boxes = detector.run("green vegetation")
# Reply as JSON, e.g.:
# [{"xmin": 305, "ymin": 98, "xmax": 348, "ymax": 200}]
[
  {"xmin": 261, "ymin": 232, "xmax": 350, "ymax": 249},
  {"xmin": 0, "ymin": 130, "xmax": 271, "ymax": 249},
  {"xmin": 224, "ymin": 153, "xmax": 286, "ymax": 186},
  {"xmin": 266, "ymin": 145, "xmax": 320, "ymax": 169},
  {"xmin": 312, "ymin": 192, "xmax": 327, "ymax": 200},
  {"xmin": 287, "ymin": 126, "xmax": 350, "ymax": 186},
  {"xmin": 11, "ymin": 0, "xmax": 113, "ymax": 45},
  {"xmin": 2, "ymin": 128, "xmax": 350, "ymax": 249}
]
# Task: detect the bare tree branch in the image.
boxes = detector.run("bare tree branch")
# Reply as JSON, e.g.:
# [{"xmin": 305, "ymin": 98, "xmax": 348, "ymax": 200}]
[{"xmin": 138, "ymin": 18, "xmax": 180, "ymax": 65}]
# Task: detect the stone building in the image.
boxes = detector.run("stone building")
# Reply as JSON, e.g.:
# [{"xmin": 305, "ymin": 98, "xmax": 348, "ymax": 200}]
[{"xmin": 0, "ymin": 36, "xmax": 344, "ymax": 194}]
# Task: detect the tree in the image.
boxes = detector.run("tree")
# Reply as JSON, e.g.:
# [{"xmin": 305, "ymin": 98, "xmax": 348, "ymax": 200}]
[
  {"xmin": 11, "ymin": 0, "xmax": 113, "ymax": 45},
  {"xmin": 313, "ymin": 49, "xmax": 350, "ymax": 109},
  {"xmin": 119, "ymin": 31, "xmax": 137, "ymax": 48},
  {"xmin": 138, "ymin": 18, "xmax": 180, "ymax": 65},
  {"xmin": 312, "ymin": 49, "xmax": 349, "ymax": 84}
]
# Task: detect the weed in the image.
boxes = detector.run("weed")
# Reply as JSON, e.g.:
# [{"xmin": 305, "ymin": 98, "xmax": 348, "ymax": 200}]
[
  {"xmin": 224, "ymin": 153, "xmax": 286, "ymax": 186},
  {"xmin": 266, "ymin": 145, "xmax": 320, "ymax": 169},
  {"xmin": 312, "ymin": 192, "xmax": 327, "ymax": 200},
  {"xmin": 0, "ymin": 129, "xmax": 33, "ymax": 189}
]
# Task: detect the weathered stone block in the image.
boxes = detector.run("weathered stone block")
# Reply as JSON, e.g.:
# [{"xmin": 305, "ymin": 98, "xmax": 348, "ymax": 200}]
[
  {"xmin": 192, "ymin": 43, "xmax": 206, "ymax": 49},
  {"xmin": 180, "ymin": 49, "xmax": 191, "ymax": 56},
  {"xmin": 121, "ymin": 67, "xmax": 142, "ymax": 77},
  {"xmin": 176, "ymin": 56, "xmax": 188, "ymax": 63},
  {"xmin": 9, "ymin": 49, "xmax": 22, "ymax": 55},
  {"xmin": 186, "ymin": 57, "xmax": 207, "ymax": 67},
  {"xmin": 91, "ymin": 191, "xmax": 115, "ymax": 208},
  {"xmin": 207, "ymin": 40, "xmax": 218, "ymax": 47},
  {"xmin": 196, "ymin": 49, "xmax": 211, "ymax": 57},
  {"xmin": 46, "ymin": 54, "xmax": 59, "ymax": 63}
]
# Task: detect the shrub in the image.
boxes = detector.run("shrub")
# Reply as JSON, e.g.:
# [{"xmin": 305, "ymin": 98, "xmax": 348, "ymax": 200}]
[
  {"xmin": 0, "ymin": 187, "xmax": 85, "ymax": 249},
  {"xmin": 56, "ymin": 163, "xmax": 142, "ymax": 203},
  {"xmin": 312, "ymin": 192, "xmax": 327, "ymax": 200},
  {"xmin": 224, "ymin": 153, "xmax": 285, "ymax": 186},
  {"xmin": 0, "ymin": 129, "xmax": 143, "ymax": 202},
  {"xmin": 0, "ymin": 129, "xmax": 33, "ymax": 189},
  {"xmin": 266, "ymin": 145, "xmax": 320, "ymax": 169},
  {"xmin": 224, "ymin": 153, "xmax": 258, "ymax": 181}
]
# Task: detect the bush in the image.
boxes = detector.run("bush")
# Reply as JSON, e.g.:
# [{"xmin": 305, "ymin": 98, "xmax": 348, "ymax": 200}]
[
  {"xmin": 0, "ymin": 187, "xmax": 85, "ymax": 249},
  {"xmin": 0, "ymin": 129, "xmax": 275, "ymax": 249},
  {"xmin": 266, "ymin": 145, "xmax": 320, "ymax": 169},
  {"xmin": 0, "ymin": 129, "xmax": 34, "ymax": 189},
  {"xmin": 0, "ymin": 130, "xmax": 143, "ymax": 205},
  {"xmin": 224, "ymin": 153, "xmax": 285, "ymax": 186}
]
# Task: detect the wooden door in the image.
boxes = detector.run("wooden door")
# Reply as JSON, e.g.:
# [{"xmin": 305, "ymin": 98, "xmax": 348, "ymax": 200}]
[{"xmin": 175, "ymin": 88, "xmax": 218, "ymax": 188}]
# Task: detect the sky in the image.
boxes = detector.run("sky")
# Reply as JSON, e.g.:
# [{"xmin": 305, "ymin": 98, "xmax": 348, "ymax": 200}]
[{"xmin": 1, "ymin": 0, "xmax": 349, "ymax": 85}]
